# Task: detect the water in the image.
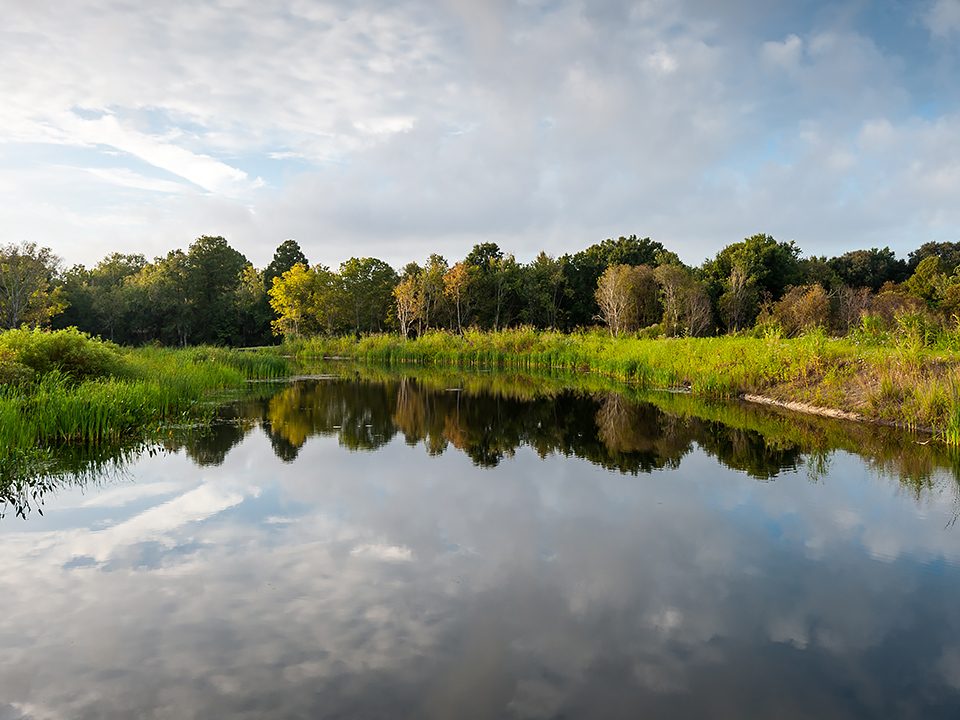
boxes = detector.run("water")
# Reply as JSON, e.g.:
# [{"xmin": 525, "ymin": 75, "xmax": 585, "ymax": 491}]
[{"xmin": 2, "ymin": 367, "xmax": 960, "ymax": 719}]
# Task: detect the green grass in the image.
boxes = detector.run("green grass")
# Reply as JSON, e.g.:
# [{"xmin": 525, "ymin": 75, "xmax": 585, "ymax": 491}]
[
  {"xmin": 0, "ymin": 329, "xmax": 291, "ymax": 489},
  {"xmin": 287, "ymin": 327, "xmax": 960, "ymax": 445}
]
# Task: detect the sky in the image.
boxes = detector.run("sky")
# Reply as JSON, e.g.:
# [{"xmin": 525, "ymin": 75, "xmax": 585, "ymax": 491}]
[{"xmin": 1, "ymin": 0, "xmax": 959, "ymax": 270}]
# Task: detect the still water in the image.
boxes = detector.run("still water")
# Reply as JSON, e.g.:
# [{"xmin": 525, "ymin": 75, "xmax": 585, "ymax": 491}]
[{"xmin": 2, "ymin": 367, "xmax": 960, "ymax": 719}]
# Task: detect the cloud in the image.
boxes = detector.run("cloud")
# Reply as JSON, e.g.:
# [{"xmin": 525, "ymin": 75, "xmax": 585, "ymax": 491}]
[
  {"xmin": 925, "ymin": 0, "xmax": 960, "ymax": 37},
  {"xmin": 0, "ymin": 0, "xmax": 957, "ymax": 268}
]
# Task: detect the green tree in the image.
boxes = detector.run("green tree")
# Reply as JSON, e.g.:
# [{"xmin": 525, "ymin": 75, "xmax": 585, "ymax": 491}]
[
  {"xmin": 522, "ymin": 252, "xmax": 567, "ymax": 329},
  {"xmin": 562, "ymin": 235, "xmax": 666, "ymax": 328},
  {"xmin": 904, "ymin": 256, "xmax": 947, "ymax": 310},
  {"xmin": 828, "ymin": 247, "xmax": 906, "ymax": 291},
  {"xmin": 264, "ymin": 239, "xmax": 309, "ymax": 290},
  {"xmin": 185, "ymin": 236, "xmax": 249, "ymax": 344},
  {"xmin": 908, "ymin": 242, "xmax": 960, "ymax": 275},
  {"xmin": 338, "ymin": 257, "xmax": 398, "ymax": 334},
  {"xmin": 419, "ymin": 254, "xmax": 449, "ymax": 331},
  {"xmin": 0, "ymin": 242, "xmax": 66, "ymax": 329},
  {"xmin": 702, "ymin": 233, "xmax": 801, "ymax": 330},
  {"xmin": 268, "ymin": 263, "xmax": 342, "ymax": 337}
]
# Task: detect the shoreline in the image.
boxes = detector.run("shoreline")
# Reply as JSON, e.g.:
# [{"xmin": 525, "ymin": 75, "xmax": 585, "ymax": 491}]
[{"xmin": 286, "ymin": 329, "xmax": 960, "ymax": 444}]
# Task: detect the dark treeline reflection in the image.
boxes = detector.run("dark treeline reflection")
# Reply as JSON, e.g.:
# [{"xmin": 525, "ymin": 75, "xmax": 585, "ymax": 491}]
[
  {"xmin": 171, "ymin": 377, "xmax": 804, "ymax": 477},
  {"xmin": 173, "ymin": 370, "xmax": 960, "ymax": 489}
]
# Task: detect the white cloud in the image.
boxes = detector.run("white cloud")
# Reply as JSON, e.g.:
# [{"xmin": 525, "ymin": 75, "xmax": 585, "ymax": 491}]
[{"xmin": 0, "ymin": 0, "xmax": 956, "ymax": 268}]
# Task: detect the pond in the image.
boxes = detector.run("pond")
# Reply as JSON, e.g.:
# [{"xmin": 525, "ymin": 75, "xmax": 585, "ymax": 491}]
[{"xmin": 2, "ymin": 366, "xmax": 960, "ymax": 719}]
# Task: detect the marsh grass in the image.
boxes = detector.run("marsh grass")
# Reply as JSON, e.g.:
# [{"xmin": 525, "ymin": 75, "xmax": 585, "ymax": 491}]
[
  {"xmin": 0, "ymin": 330, "xmax": 290, "ymax": 486},
  {"xmin": 289, "ymin": 328, "xmax": 960, "ymax": 445}
]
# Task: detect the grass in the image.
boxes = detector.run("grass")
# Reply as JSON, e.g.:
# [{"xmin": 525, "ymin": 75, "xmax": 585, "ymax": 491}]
[
  {"xmin": 286, "ymin": 327, "xmax": 960, "ymax": 445},
  {"xmin": 0, "ymin": 329, "xmax": 290, "ymax": 489}
]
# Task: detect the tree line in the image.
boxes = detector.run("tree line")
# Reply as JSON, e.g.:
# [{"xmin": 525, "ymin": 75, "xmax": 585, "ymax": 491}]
[{"xmin": 1, "ymin": 232, "xmax": 959, "ymax": 344}]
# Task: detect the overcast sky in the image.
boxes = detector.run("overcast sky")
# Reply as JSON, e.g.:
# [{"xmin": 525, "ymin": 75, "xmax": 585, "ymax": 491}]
[{"xmin": 2, "ymin": 0, "xmax": 959, "ymax": 269}]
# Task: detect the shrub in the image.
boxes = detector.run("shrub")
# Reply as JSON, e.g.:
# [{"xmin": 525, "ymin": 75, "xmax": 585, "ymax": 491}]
[
  {"xmin": 0, "ymin": 327, "xmax": 124, "ymax": 381},
  {"xmin": 771, "ymin": 284, "xmax": 830, "ymax": 337}
]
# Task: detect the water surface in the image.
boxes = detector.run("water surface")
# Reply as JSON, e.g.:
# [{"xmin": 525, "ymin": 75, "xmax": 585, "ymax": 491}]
[{"xmin": 2, "ymin": 368, "xmax": 959, "ymax": 719}]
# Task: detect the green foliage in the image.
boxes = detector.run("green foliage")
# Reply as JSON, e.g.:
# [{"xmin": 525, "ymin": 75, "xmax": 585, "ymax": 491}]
[
  {"xmin": 287, "ymin": 328, "xmax": 960, "ymax": 446},
  {"xmin": 0, "ymin": 327, "xmax": 124, "ymax": 380},
  {"xmin": 562, "ymin": 235, "xmax": 666, "ymax": 328},
  {"xmin": 0, "ymin": 329, "xmax": 291, "ymax": 487},
  {"xmin": 702, "ymin": 233, "xmax": 802, "ymax": 330},
  {"xmin": 828, "ymin": 247, "xmax": 907, "ymax": 291},
  {"xmin": 908, "ymin": 241, "xmax": 960, "ymax": 274},
  {"xmin": 264, "ymin": 239, "xmax": 309, "ymax": 290},
  {"xmin": 338, "ymin": 257, "xmax": 398, "ymax": 334},
  {"xmin": 0, "ymin": 242, "xmax": 66, "ymax": 329}
]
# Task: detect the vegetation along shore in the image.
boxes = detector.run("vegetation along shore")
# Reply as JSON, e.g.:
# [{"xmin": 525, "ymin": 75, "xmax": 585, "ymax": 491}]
[
  {"xmin": 287, "ymin": 329, "xmax": 960, "ymax": 444},
  {"xmin": 6, "ymin": 229, "xmax": 960, "ymax": 459},
  {"xmin": 0, "ymin": 328, "xmax": 287, "ymax": 485}
]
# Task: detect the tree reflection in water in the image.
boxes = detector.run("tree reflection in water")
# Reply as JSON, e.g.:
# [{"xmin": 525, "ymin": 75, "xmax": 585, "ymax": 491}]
[{"xmin": 6, "ymin": 366, "xmax": 960, "ymax": 519}]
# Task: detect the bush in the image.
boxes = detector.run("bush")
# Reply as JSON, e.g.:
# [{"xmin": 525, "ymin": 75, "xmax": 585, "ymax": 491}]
[
  {"xmin": 0, "ymin": 327, "xmax": 125, "ymax": 382},
  {"xmin": 0, "ymin": 347, "xmax": 33, "ymax": 385},
  {"xmin": 770, "ymin": 284, "xmax": 830, "ymax": 337}
]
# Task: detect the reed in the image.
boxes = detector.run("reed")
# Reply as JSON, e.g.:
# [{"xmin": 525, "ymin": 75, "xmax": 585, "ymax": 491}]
[{"xmin": 0, "ymin": 329, "xmax": 291, "ymax": 485}]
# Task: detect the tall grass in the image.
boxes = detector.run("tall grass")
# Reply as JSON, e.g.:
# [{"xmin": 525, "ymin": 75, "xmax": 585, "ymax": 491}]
[
  {"xmin": 288, "ymin": 327, "xmax": 960, "ymax": 445},
  {"xmin": 0, "ymin": 329, "xmax": 291, "ymax": 486}
]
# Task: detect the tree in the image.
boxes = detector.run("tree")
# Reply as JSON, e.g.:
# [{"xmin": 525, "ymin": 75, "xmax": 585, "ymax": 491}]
[
  {"xmin": 234, "ymin": 265, "xmax": 274, "ymax": 346},
  {"xmin": 393, "ymin": 274, "xmax": 422, "ymax": 338},
  {"xmin": 563, "ymin": 235, "xmax": 665, "ymax": 328},
  {"xmin": 718, "ymin": 264, "xmax": 757, "ymax": 332},
  {"xmin": 835, "ymin": 285, "xmax": 872, "ymax": 333},
  {"xmin": 654, "ymin": 263, "xmax": 712, "ymax": 337},
  {"xmin": 594, "ymin": 264, "xmax": 659, "ymax": 336},
  {"xmin": 828, "ymin": 247, "xmax": 906, "ymax": 291},
  {"xmin": 904, "ymin": 256, "xmax": 947, "ymax": 310},
  {"xmin": 338, "ymin": 257, "xmax": 398, "ymax": 334},
  {"xmin": 908, "ymin": 242, "xmax": 960, "ymax": 275},
  {"xmin": 490, "ymin": 254, "xmax": 522, "ymax": 330},
  {"xmin": 268, "ymin": 263, "xmax": 341, "ymax": 337},
  {"xmin": 523, "ymin": 252, "xmax": 567, "ymax": 329},
  {"xmin": 130, "ymin": 250, "xmax": 192, "ymax": 345},
  {"xmin": 419, "ymin": 254, "xmax": 449, "ymax": 332},
  {"xmin": 444, "ymin": 262, "xmax": 475, "ymax": 333},
  {"xmin": 89, "ymin": 253, "xmax": 146, "ymax": 342},
  {"xmin": 185, "ymin": 236, "xmax": 249, "ymax": 344},
  {"xmin": 0, "ymin": 242, "xmax": 66, "ymax": 329},
  {"xmin": 702, "ymin": 233, "xmax": 801, "ymax": 329},
  {"xmin": 264, "ymin": 239, "xmax": 309, "ymax": 290}
]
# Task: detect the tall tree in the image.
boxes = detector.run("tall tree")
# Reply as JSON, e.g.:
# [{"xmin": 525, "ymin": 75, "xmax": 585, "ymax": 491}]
[
  {"xmin": 523, "ymin": 252, "xmax": 567, "ymax": 329},
  {"xmin": 264, "ymin": 239, "xmax": 309, "ymax": 290},
  {"xmin": 185, "ymin": 236, "xmax": 249, "ymax": 344},
  {"xmin": 419, "ymin": 254, "xmax": 449, "ymax": 331},
  {"xmin": 702, "ymin": 233, "xmax": 801, "ymax": 330},
  {"xmin": 654, "ymin": 263, "xmax": 712, "ymax": 337},
  {"xmin": 594, "ymin": 264, "xmax": 659, "ymax": 336},
  {"xmin": 563, "ymin": 235, "xmax": 665, "ymax": 328},
  {"xmin": 338, "ymin": 257, "xmax": 398, "ymax": 334},
  {"xmin": 908, "ymin": 242, "xmax": 960, "ymax": 274},
  {"xmin": 444, "ymin": 262, "xmax": 475, "ymax": 333},
  {"xmin": 393, "ymin": 274, "xmax": 423, "ymax": 338},
  {"xmin": 0, "ymin": 242, "xmax": 65, "ymax": 329},
  {"xmin": 269, "ymin": 263, "xmax": 341, "ymax": 337},
  {"xmin": 828, "ymin": 247, "xmax": 907, "ymax": 291}
]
